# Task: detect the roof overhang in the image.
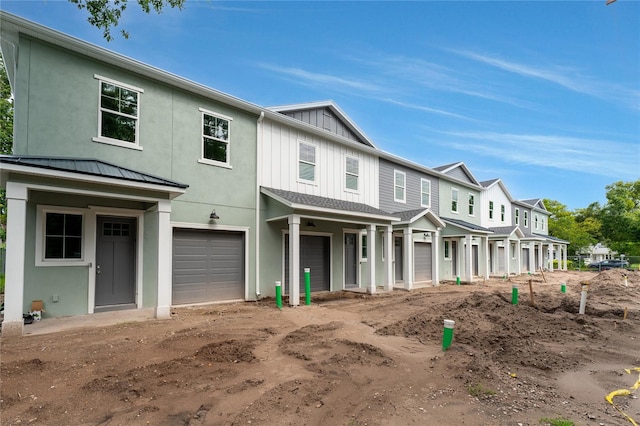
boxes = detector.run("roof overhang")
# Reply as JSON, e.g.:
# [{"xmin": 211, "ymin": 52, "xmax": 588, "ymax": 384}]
[
  {"xmin": 261, "ymin": 187, "xmax": 400, "ymax": 223},
  {"xmin": 441, "ymin": 217, "xmax": 493, "ymax": 235},
  {"xmin": 396, "ymin": 208, "xmax": 446, "ymax": 228},
  {"xmin": 1, "ymin": 159, "xmax": 187, "ymax": 199}
]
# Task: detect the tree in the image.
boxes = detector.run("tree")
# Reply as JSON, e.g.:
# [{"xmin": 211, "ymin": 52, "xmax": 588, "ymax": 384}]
[
  {"xmin": 544, "ymin": 198, "xmax": 596, "ymax": 255},
  {"xmin": 0, "ymin": 52, "xmax": 13, "ymax": 244},
  {"xmin": 68, "ymin": 0, "xmax": 185, "ymax": 41},
  {"xmin": 600, "ymin": 180, "xmax": 640, "ymax": 256}
]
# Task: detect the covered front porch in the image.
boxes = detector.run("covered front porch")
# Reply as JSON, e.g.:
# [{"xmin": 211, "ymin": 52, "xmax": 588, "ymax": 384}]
[
  {"xmin": 259, "ymin": 188, "xmax": 399, "ymax": 305},
  {"xmin": 440, "ymin": 217, "xmax": 494, "ymax": 283},
  {"xmin": 0, "ymin": 156, "xmax": 187, "ymax": 336}
]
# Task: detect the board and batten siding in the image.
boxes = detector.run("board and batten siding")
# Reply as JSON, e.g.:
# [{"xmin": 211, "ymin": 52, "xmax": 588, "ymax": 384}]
[
  {"xmin": 279, "ymin": 107, "xmax": 367, "ymax": 146},
  {"xmin": 378, "ymin": 159, "xmax": 439, "ymax": 214},
  {"xmin": 260, "ymin": 119, "xmax": 379, "ymax": 205},
  {"xmin": 481, "ymin": 184, "xmax": 512, "ymax": 228}
]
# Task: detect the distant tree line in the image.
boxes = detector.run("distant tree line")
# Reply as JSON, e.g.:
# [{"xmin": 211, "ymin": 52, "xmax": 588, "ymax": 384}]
[{"xmin": 545, "ymin": 179, "xmax": 640, "ymax": 257}]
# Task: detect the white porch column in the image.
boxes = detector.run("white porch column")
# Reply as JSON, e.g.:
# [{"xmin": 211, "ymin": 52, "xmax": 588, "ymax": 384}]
[
  {"xmin": 2, "ymin": 183, "xmax": 28, "ymax": 336},
  {"xmin": 529, "ymin": 244, "xmax": 535, "ymax": 273},
  {"xmin": 403, "ymin": 228, "xmax": 413, "ymax": 290},
  {"xmin": 538, "ymin": 243, "xmax": 543, "ymax": 272},
  {"xmin": 504, "ymin": 238, "xmax": 510, "ymax": 276},
  {"xmin": 484, "ymin": 236, "xmax": 489, "ymax": 279},
  {"xmin": 563, "ymin": 245, "xmax": 568, "ymax": 270},
  {"xmin": 432, "ymin": 229, "xmax": 440, "ymax": 286},
  {"xmin": 465, "ymin": 234, "xmax": 473, "ymax": 283},
  {"xmin": 458, "ymin": 237, "xmax": 465, "ymax": 280},
  {"xmin": 548, "ymin": 244, "xmax": 555, "ymax": 272},
  {"xmin": 156, "ymin": 200, "xmax": 173, "ymax": 319},
  {"xmin": 516, "ymin": 241, "xmax": 522, "ymax": 275},
  {"xmin": 385, "ymin": 226, "xmax": 393, "ymax": 291},
  {"xmin": 288, "ymin": 215, "xmax": 300, "ymax": 306},
  {"xmin": 367, "ymin": 224, "xmax": 376, "ymax": 294}
]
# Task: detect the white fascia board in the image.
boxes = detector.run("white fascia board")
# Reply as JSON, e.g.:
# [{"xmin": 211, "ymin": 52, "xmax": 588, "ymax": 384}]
[
  {"xmin": 2, "ymin": 162, "xmax": 186, "ymax": 198},
  {"xmin": 442, "ymin": 221, "xmax": 493, "ymax": 235},
  {"xmin": 400, "ymin": 209, "xmax": 446, "ymax": 228}
]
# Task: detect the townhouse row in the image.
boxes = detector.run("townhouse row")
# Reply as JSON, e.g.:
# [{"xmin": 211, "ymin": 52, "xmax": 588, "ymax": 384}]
[{"xmin": 0, "ymin": 12, "xmax": 568, "ymax": 336}]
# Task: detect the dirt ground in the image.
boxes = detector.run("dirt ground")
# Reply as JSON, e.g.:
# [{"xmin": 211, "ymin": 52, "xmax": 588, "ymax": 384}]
[{"xmin": 1, "ymin": 270, "xmax": 639, "ymax": 426}]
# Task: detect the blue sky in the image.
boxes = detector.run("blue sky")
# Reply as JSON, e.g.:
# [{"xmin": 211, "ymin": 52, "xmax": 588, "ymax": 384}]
[{"xmin": 1, "ymin": 1, "xmax": 639, "ymax": 210}]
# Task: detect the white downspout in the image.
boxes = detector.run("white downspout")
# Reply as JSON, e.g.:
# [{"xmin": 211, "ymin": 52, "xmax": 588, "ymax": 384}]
[{"xmin": 255, "ymin": 111, "xmax": 264, "ymax": 299}]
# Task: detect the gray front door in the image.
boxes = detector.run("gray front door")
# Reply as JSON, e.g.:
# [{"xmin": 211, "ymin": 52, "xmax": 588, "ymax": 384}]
[
  {"xmin": 452, "ymin": 241, "xmax": 458, "ymax": 276},
  {"xmin": 472, "ymin": 245, "xmax": 479, "ymax": 276},
  {"xmin": 344, "ymin": 233, "xmax": 358, "ymax": 288},
  {"xmin": 394, "ymin": 237, "xmax": 403, "ymax": 282},
  {"xmin": 96, "ymin": 216, "xmax": 136, "ymax": 307}
]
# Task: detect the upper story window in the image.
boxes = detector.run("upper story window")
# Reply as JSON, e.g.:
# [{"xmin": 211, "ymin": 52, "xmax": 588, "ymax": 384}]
[
  {"xmin": 94, "ymin": 75, "xmax": 143, "ymax": 150},
  {"xmin": 489, "ymin": 201, "xmax": 494, "ymax": 220},
  {"xmin": 524, "ymin": 211, "xmax": 529, "ymax": 227},
  {"xmin": 444, "ymin": 240, "xmax": 450, "ymax": 259},
  {"xmin": 421, "ymin": 179, "xmax": 431, "ymax": 207},
  {"xmin": 44, "ymin": 212, "xmax": 83, "ymax": 260},
  {"xmin": 451, "ymin": 188, "xmax": 459, "ymax": 213},
  {"xmin": 298, "ymin": 141, "xmax": 317, "ymax": 182},
  {"xmin": 345, "ymin": 156, "xmax": 359, "ymax": 191},
  {"xmin": 468, "ymin": 193, "xmax": 475, "ymax": 216},
  {"xmin": 394, "ymin": 170, "xmax": 406, "ymax": 203},
  {"xmin": 200, "ymin": 109, "xmax": 232, "ymax": 167},
  {"xmin": 535, "ymin": 214, "xmax": 539, "ymax": 230},
  {"xmin": 515, "ymin": 208, "xmax": 520, "ymax": 225},
  {"xmin": 501, "ymin": 205, "xmax": 506, "ymax": 222}
]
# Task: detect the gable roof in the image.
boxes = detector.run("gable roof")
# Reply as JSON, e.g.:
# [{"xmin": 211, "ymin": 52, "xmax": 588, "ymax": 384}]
[
  {"xmin": 261, "ymin": 187, "xmax": 399, "ymax": 222},
  {"xmin": 521, "ymin": 198, "xmax": 547, "ymax": 210},
  {"xmin": 0, "ymin": 155, "xmax": 188, "ymax": 195},
  {"xmin": 441, "ymin": 217, "xmax": 493, "ymax": 234},
  {"xmin": 393, "ymin": 208, "xmax": 446, "ymax": 228},
  {"xmin": 480, "ymin": 178, "xmax": 515, "ymax": 202},
  {"xmin": 489, "ymin": 226, "xmax": 525, "ymax": 238},
  {"xmin": 432, "ymin": 162, "xmax": 480, "ymax": 186},
  {"xmin": 268, "ymin": 101, "xmax": 377, "ymax": 148}
]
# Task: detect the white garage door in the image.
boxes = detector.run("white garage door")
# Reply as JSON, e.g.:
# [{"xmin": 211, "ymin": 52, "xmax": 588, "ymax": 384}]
[{"xmin": 173, "ymin": 229, "xmax": 245, "ymax": 305}]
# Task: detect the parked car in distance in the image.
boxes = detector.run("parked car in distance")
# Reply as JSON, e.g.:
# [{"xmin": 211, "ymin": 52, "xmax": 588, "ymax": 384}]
[{"xmin": 588, "ymin": 259, "xmax": 629, "ymax": 270}]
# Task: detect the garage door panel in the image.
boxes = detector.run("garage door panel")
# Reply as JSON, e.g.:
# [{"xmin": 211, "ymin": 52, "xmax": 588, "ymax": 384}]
[
  {"xmin": 414, "ymin": 242, "xmax": 432, "ymax": 282},
  {"xmin": 173, "ymin": 229, "xmax": 245, "ymax": 304},
  {"xmin": 285, "ymin": 235, "xmax": 330, "ymax": 293}
]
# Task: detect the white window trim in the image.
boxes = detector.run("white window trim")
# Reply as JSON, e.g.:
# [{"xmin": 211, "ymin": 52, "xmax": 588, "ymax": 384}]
[
  {"xmin": 515, "ymin": 208, "xmax": 520, "ymax": 226},
  {"xmin": 199, "ymin": 107, "xmax": 233, "ymax": 169},
  {"xmin": 468, "ymin": 193, "xmax": 475, "ymax": 217},
  {"xmin": 451, "ymin": 188, "xmax": 459, "ymax": 214},
  {"xmin": 344, "ymin": 154, "xmax": 360, "ymax": 193},
  {"xmin": 420, "ymin": 178, "xmax": 431, "ymax": 208},
  {"xmin": 297, "ymin": 140, "xmax": 318, "ymax": 184},
  {"xmin": 489, "ymin": 201, "xmax": 494, "ymax": 221},
  {"xmin": 359, "ymin": 230, "xmax": 368, "ymax": 263},
  {"xmin": 93, "ymin": 74, "xmax": 143, "ymax": 151},
  {"xmin": 35, "ymin": 205, "xmax": 89, "ymax": 267},
  {"xmin": 394, "ymin": 170, "xmax": 406, "ymax": 203}
]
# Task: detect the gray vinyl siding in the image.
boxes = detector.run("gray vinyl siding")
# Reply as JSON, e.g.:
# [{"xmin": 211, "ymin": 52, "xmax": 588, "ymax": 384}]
[
  {"xmin": 378, "ymin": 158, "xmax": 439, "ymax": 214},
  {"xmin": 446, "ymin": 167, "xmax": 475, "ymax": 184},
  {"xmin": 279, "ymin": 107, "xmax": 367, "ymax": 145}
]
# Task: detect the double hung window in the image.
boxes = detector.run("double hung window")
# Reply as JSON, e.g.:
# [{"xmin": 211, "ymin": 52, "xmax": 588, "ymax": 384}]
[
  {"xmin": 201, "ymin": 109, "xmax": 232, "ymax": 167},
  {"xmin": 345, "ymin": 156, "xmax": 359, "ymax": 191},
  {"xmin": 298, "ymin": 142, "xmax": 317, "ymax": 182},
  {"xmin": 451, "ymin": 189, "xmax": 459, "ymax": 213},
  {"xmin": 94, "ymin": 75, "xmax": 143, "ymax": 149},
  {"xmin": 421, "ymin": 179, "xmax": 431, "ymax": 207},
  {"xmin": 394, "ymin": 171, "xmax": 406, "ymax": 203}
]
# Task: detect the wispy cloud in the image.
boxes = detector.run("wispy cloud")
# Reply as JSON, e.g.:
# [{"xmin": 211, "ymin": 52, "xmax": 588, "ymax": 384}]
[
  {"xmin": 435, "ymin": 131, "xmax": 637, "ymax": 180},
  {"xmin": 451, "ymin": 50, "xmax": 640, "ymax": 110},
  {"xmin": 256, "ymin": 63, "xmax": 384, "ymax": 93},
  {"xmin": 384, "ymin": 98, "xmax": 475, "ymax": 121}
]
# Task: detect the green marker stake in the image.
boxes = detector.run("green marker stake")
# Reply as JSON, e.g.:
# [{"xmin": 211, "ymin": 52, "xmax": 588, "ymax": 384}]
[
  {"xmin": 511, "ymin": 284, "xmax": 518, "ymax": 305},
  {"xmin": 442, "ymin": 319, "xmax": 455, "ymax": 351},
  {"xmin": 456, "ymin": 276, "xmax": 461, "ymax": 286},
  {"xmin": 304, "ymin": 268, "xmax": 311, "ymax": 306},
  {"xmin": 275, "ymin": 281, "xmax": 282, "ymax": 310},
  {"xmin": 560, "ymin": 283, "xmax": 566, "ymax": 293}
]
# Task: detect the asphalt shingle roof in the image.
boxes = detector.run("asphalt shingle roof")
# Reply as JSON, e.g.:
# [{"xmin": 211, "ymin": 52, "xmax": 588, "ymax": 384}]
[
  {"xmin": 261, "ymin": 187, "xmax": 398, "ymax": 219},
  {"xmin": 441, "ymin": 217, "xmax": 493, "ymax": 233}
]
